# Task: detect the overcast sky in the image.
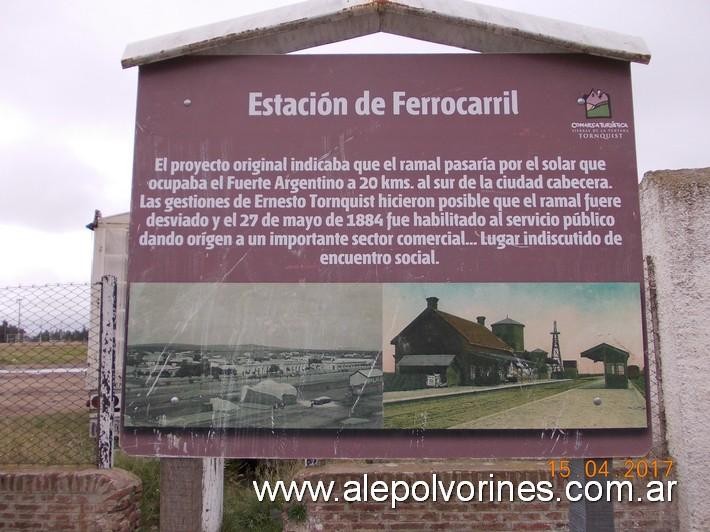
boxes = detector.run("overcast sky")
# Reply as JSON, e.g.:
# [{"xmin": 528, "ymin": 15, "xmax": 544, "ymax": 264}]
[
  {"xmin": 128, "ymin": 283, "xmax": 382, "ymax": 350},
  {"xmin": 1, "ymin": 0, "xmax": 708, "ymax": 285}
]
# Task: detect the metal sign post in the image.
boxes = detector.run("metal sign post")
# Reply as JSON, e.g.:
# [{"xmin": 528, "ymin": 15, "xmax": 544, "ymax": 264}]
[
  {"xmin": 569, "ymin": 459, "xmax": 615, "ymax": 532},
  {"xmin": 98, "ymin": 275, "xmax": 117, "ymax": 469}
]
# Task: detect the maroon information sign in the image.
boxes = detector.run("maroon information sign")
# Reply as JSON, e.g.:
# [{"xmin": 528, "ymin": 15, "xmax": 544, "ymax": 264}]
[{"xmin": 122, "ymin": 54, "xmax": 650, "ymax": 458}]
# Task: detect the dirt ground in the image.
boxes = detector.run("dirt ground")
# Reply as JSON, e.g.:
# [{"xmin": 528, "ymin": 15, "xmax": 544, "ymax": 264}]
[
  {"xmin": 452, "ymin": 378, "xmax": 647, "ymax": 429},
  {"xmin": 0, "ymin": 371, "xmax": 87, "ymax": 416}
]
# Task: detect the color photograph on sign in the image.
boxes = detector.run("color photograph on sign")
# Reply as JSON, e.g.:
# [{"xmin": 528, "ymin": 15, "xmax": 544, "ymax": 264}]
[
  {"xmin": 124, "ymin": 53, "xmax": 650, "ymax": 457},
  {"xmin": 382, "ymin": 282, "xmax": 646, "ymax": 430}
]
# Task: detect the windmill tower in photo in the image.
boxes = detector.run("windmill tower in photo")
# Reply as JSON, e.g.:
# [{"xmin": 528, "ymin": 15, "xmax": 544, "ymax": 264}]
[{"xmin": 549, "ymin": 321, "xmax": 564, "ymax": 378}]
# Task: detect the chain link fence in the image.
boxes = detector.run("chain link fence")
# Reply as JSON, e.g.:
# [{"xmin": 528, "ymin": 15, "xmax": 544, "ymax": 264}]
[{"xmin": 0, "ymin": 283, "xmax": 101, "ymax": 465}]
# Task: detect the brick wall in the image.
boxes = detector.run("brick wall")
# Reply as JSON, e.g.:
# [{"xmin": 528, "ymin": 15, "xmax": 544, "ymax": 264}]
[
  {"xmin": 283, "ymin": 460, "xmax": 678, "ymax": 532},
  {"xmin": 0, "ymin": 467, "xmax": 141, "ymax": 531}
]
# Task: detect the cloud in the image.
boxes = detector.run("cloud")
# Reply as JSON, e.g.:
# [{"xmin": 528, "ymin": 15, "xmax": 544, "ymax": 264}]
[
  {"xmin": 0, "ymin": 104, "xmax": 133, "ymax": 232},
  {"xmin": 128, "ymin": 283, "xmax": 383, "ymax": 350},
  {"xmin": 0, "ymin": 134, "xmax": 106, "ymax": 231},
  {"xmin": 0, "ymin": 102, "xmax": 33, "ymax": 144},
  {"xmin": 0, "ymin": 224, "xmax": 92, "ymax": 284}
]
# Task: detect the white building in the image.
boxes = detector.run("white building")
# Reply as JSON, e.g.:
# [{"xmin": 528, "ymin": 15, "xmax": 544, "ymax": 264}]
[{"xmin": 349, "ymin": 368, "xmax": 383, "ymax": 395}]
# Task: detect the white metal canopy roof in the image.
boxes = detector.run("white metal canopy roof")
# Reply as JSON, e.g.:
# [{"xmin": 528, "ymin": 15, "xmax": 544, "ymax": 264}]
[{"xmin": 122, "ymin": 0, "xmax": 651, "ymax": 68}]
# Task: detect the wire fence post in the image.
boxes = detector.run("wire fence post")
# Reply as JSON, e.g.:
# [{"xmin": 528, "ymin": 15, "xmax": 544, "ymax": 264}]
[{"xmin": 98, "ymin": 275, "xmax": 117, "ymax": 469}]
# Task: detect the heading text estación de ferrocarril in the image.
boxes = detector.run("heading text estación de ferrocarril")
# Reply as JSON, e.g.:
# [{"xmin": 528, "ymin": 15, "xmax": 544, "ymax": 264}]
[{"xmin": 247, "ymin": 90, "xmax": 518, "ymax": 117}]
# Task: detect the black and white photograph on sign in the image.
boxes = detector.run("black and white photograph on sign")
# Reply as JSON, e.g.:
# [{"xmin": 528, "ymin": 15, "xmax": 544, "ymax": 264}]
[
  {"xmin": 124, "ymin": 283, "xmax": 383, "ymax": 429},
  {"xmin": 382, "ymin": 283, "xmax": 647, "ymax": 430}
]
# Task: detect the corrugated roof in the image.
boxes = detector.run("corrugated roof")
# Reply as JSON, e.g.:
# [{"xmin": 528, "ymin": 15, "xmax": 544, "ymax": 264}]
[
  {"xmin": 245, "ymin": 379, "xmax": 298, "ymax": 397},
  {"xmin": 398, "ymin": 354, "xmax": 457, "ymax": 367},
  {"xmin": 492, "ymin": 316, "xmax": 525, "ymax": 326},
  {"xmin": 436, "ymin": 310, "xmax": 513, "ymax": 352},
  {"xmin": 580, "ymin": 343, "xmax": 630, "ymax": 362},
  {"xmin": 122, "ymin": 0, "xmax": 651, "ymax": 68},
  {"xmin": 351, "ymin": 368, "xmax": 384, "ymax": 377}
]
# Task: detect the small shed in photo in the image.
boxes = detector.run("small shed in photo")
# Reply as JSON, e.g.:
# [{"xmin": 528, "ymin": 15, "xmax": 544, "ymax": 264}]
[
  {"xmin": 240, "ymin": 379, "xmax": 298, "ymax": 406},
  {"xmin": 581, "ymin": 343, "xmax": 630, "ymax": 389},
  {"xmin": 350, "ymin": 368, "xmax": 384, "ymax": 395}
]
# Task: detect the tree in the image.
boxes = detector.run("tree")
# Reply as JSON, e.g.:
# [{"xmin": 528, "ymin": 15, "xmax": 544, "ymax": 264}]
[{"xmin": 0, "ymin": 320, "xmax": 25, "ymax": 343}]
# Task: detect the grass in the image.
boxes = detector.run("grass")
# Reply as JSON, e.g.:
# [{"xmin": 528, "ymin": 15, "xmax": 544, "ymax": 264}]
[
  {"xmin": 222, "ymin": 460, "xmax": 303, "ymax": 532},
  {"xmin": 0, "ymin": 417, "xmax": 303, "ymax": 530},
  {"xmin": 384, "ymin": 378, "xmax": 595, "ymax": 429},
  {"xmin": 113, "ymin": 454, "xmax": 304, "ymax": 532},
  {"xmin": 114, "ymin": 452, "xmax": 161, "ymax": 531},
  {"xmin": 0, "ymin": 341, "xmax": 88, "ymax": 366},
  {"xmin": 0, "ymin": 412, "xmax": 96, "ymax": 465}
]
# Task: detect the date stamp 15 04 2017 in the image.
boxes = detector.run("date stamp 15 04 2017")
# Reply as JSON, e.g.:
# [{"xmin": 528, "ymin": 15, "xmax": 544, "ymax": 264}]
[{"xmin": 547, "ymin": 459, "xmax": 674, "ymax": 479}]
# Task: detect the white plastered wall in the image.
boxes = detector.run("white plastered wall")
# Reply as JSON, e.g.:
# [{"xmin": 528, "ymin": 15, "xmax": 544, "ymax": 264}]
[
  {"xmin": 640, "ymin": 168, "xmax": 710, "ymax": 532},
  {"xmin": 87, "ymin": 212, "xmax": 129, "ymax": 397}
]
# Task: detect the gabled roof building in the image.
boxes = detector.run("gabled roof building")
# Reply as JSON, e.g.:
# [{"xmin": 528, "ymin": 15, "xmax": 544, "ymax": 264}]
[
  {"xmin": 581, "ymin": 342, "xmax": 630, "ymax": 389},
  {"xmin": 391, "ymin": 297, "xmax": 518, "ymax": 386}
]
